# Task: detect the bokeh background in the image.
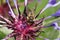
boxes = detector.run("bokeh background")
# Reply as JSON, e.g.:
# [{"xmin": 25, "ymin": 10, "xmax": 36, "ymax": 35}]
[{"xmin": 0, "ymin": 0, "xmax": 60, "ymax": 40}]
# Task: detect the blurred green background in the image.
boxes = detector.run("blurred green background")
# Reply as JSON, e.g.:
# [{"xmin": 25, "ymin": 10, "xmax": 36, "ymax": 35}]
[{"xmin": 0, "ymin": 0, "xmax": 60, "ymax": 40}]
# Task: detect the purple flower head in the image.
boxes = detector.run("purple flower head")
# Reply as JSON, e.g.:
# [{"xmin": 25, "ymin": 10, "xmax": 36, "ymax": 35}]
[
  {"xmin": 0, "ymin": 0, "xmax": 60, "ymax": 40},
  {"xmin": 52, "ymin": 9, "xmax": 60, "ymax": 17},
  {"xmin": 0, "ymin": 0, "xmax": 45, "ymax": 40}
]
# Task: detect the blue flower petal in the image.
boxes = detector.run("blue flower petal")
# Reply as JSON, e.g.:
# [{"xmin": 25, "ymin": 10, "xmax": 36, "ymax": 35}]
[
  {"xmin": 45, "ymin": 22, "xmax": 60, "ymax": 30},
  {"xmin": 52, "ymin": 9, "xmax": 60, "ymax": 17},
  {"xmin": 55, "ymin": 38, "xmax": 60, "ymax": 40},
  {"xmin": 49, "ymin": 22, "xmax": 60, "ymax": 30},
  {"xmin": 40, "ymin": 0, "xmax": 59, "ymax": 14},
  {"xmin": 44, "ymin": 9, "xmax": 60, "ymax": 20},
  {"xmin": 49, "ymin": 0, "xmax": 56, "ymax": 5},
  {"xmin": 44, "ymin": 38, "xmax": 49, "ymax": 40}
]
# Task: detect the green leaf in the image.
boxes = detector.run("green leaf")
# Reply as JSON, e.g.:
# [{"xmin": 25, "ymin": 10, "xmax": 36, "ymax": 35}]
[
  {"xmin": 0, "ymin": 31, "xmax": 6, "ymax": 40},
  {"xmin": 40, "ymin": 27, "xmax": 59, "ymax": 40},
  {"xmin": 18, "ymin": 0, "xmax": 24, "ymax": 2}
]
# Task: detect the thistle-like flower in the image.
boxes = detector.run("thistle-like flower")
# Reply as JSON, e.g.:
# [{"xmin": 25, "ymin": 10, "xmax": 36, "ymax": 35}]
[
  {"xmin": 0, "ymin": 0, "xmax": 44, "ymax": 40},
  {"xmin": 0, "ymin": 0, "xmax": 60, "ymax": 40}
]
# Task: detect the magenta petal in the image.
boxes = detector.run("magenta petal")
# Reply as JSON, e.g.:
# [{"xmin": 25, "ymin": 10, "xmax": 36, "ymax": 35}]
[{"xmin": 0, "ymin": 15, "xmax": 12, "ymax": 25}]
